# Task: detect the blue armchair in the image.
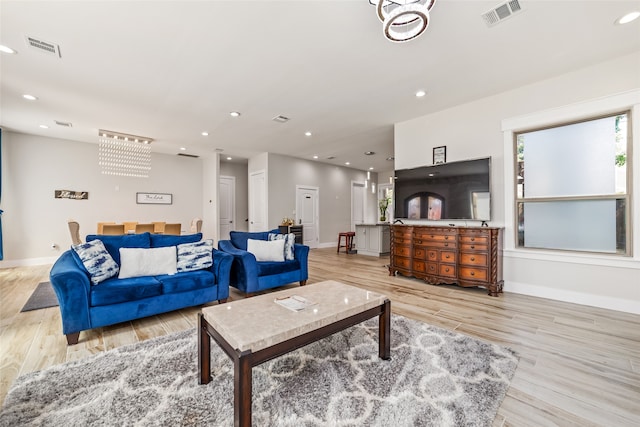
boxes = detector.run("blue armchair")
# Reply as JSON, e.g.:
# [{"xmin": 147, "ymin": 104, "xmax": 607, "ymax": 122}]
[{"xmin": 218, "ymin": 230, "xmax": 309, "ymax": 294}]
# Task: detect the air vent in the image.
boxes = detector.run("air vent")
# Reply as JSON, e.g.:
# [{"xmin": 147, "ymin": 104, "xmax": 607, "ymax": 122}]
[
  {"xmin": 25, "ymin": 36, "xmax": 61, "ymax": 57},
  {"xmin": 177, "ymin": 153, "xmax": 199, "ymax": 158},
  {"xmin": 326, "ymin": 156, "xmax": 336, "ymax": 160},
  {"xmin": 272, "ymin": 115, "xmax": 290, "ymax": 123},
  {"xmin": 55, "ymin": 120, "xmax": 72, "ymax": 127},
  {"xmin": 482, "ymin": 0, "xmax": 523, "ymax": 27}
]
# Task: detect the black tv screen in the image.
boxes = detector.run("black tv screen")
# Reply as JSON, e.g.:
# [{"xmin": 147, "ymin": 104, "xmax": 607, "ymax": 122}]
[{"xmin": 393, "ymin": 158, "xmax": 491, "ymax": 221}]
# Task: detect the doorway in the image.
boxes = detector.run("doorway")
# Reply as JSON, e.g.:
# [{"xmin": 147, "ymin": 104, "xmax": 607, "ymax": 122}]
[
  {"xmin": 249, "ymin": 170, "xmax": 266, "ymax": 232},
  {"xmin": 295, "ymin": 185, "xmax": 319, "ymax": 248},
  {"xmin": 219, "ymin": 175, "xmax": 235, "ymax": 240},
  {"xmin": 351, "ymin": 181, "xmax": 365, "ymax": 231}
]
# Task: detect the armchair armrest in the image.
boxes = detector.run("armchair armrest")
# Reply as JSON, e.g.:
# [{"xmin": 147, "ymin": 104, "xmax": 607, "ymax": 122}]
[
  {"xmin": 218, "ymin": 239, "xmax": 260, "ymax": 293},
  {"xmin": 49, "ymin": 250, "xmax": 92, "ymax": 336},
  {"xmin": 211, "ymin": 249, "xmax": 233, "ymax": 300},
  {"xmin": 293, "ymin": 244, "xmax": 310, "ymax": 281}
]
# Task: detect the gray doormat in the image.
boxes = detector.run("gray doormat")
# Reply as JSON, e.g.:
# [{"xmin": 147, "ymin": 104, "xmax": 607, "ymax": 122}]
[{"xmin": 20, "ymin": 282, "xmax": 59, "ymax": 312}]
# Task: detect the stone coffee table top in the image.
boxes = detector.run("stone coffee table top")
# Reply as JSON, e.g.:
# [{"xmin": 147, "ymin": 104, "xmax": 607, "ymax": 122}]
[{"xmin": 201, "ymin": 280, "xmax": 388, "ymax": 352}]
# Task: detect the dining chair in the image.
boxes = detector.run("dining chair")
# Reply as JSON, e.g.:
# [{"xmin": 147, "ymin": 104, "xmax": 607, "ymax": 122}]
[
  {"xmin": 163, "ymin": 223, "xmax": 181, "ymax": 235},
  {"xmin": 122, "ymin": 221, "xmax": 138, "ymax": 233},
  {"xmin": 190, "ymin": 218, "xmax": 203, "ymax": 233},
  {"xmin": 101, "ymin": 224, "xmax": 125, "ymax": 235},
  {"xmin": 152, "ymin": 222, "xmax": 166, "ymax": 234},
  {"xmin": 97, "ymin": 222, "xmax": 116, "ymax": 234},
  {"xmin": 135, "ymin": 223, "xmax": 155, "ymax": 234},
  {"xmin": 67, "ymin": 220, "xmax": 82, "ymax": 245}
]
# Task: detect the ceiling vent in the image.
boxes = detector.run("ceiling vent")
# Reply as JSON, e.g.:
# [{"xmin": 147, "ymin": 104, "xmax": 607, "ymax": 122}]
[
  {"xmin": 272, "ymin": 115, "xmax": 290, "ymax": 123},
  {"xmin": 177, "ymin": 153, "xmax": 199, "ymax": 158},
  {"xmin": 482, "ymin": 0, "xmax": 522, "ymax": 27},
  {"xmin": 55, "ymin": 120, "xmax": 72, "ymax": 127},
  {"xmin": 25, "ymin": 36, "xmax": 62, "ymax": 57}
]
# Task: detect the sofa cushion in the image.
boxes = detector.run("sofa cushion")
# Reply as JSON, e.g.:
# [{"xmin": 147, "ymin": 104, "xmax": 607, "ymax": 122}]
[
  {"xmin": 150, "ymin": 232, "xmax": 202, "ymax": 248},
  {"xmin": 86, "ymin": 232, "xmax": 151, "ymax": 265},
  {"xmin": 90, "ymin": 275, "xmax": 162, "ymax": 307},
  {"xmin": 230, "ymin": 230, "xmax": 278, "ymax": 250},
  {"xmin": 247, "ymin": 238, "xmax": 285, "ymax": 262},
  {"xmin": 72, "ymin": 239, "xmax": 120, "ymax": 284},
  {"xmin": 156, "ymin": 270, "xmax": 215, "ymax": 294},
  {"xmin": 257, "ymin": 259, "xmax": 300, "ymax": 276},
  {"xmin": 119, "ymin": 247, "xmax": 177, "ymax": 279},
  {"xmin": 268, "ymin": 233, "xmax": 295, "ymax": 260},
  {"xmin": 177, "ymin": 240, "xmax": 213, "ymax": 272}
]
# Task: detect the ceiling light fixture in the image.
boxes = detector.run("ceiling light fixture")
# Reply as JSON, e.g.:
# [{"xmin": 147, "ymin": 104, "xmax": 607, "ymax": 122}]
[
  {"xmin": 369, "ymin": 0, "xmax": 436, "ymax": 43},
  {"xmin": 313, "ymin": 155, "xmax": 319, "ymax": 159},
  {"xmin": 617, "ymin": 11, "xmax": 640, "ymax": 25},
  {"xmin": 226, "ymin": 157, "xmax": 233, "ymax": 161},
  {"xmin": 23, "ymin": 94, "xmax": 38, "ymax": 101},
  {"xmin": 39, "ymin": 124, "xmax": 49, "ymax": 129},
  {"xmin": 345, "ymin": 162, "xmax": 351, "ymax": 166},
  {"xmin": 180, "ymin": 147, "xmax": 187, "ymax": 151},
  {"xmin": 201, "ymin": 131, "xmax": 209, "ymax": 136},
  {"xmin": 416, "ymin": 90, "xmax": 426, "ymax": 97},
  {"xmin": 230, "ymin": 111, "xmax": 241, "ymax": 117},
  {"xmin": 369, "ymin": 167, "xmax": 374, "ymax": 170},
  {"xmin": 98, "ymin": 129, "xmax": 153, "ymax": 178},
  {"xmin": 305, "ymin": 131, "xmax": 312, "ymax": 137},
  {"xmin": 364, "ymin": 151, "xmax": 375, "ymax": 155},
  {"xmin": 0, "ymin": 45, "xmax": 17, "ymax": 54}
]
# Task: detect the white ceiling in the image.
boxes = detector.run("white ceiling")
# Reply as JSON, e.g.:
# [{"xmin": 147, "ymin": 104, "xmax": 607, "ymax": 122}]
[{"xmin": 1, "ymin": 0, "xmax": 639, "ymax": 172}]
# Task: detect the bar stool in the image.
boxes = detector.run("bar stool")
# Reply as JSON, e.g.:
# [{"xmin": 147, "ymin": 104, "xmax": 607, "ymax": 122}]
[{"xmin": 337, "ymin": 231, "xmax": 355, "ymax": 253}]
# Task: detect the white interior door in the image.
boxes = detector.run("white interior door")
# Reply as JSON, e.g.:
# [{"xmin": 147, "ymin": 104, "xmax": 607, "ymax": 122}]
[
  {"xmin": 296, "ymin": 185, "xmax": 319, "ymax": 248},
  {"xmin": 351, "ymin": 182, "xmax": 365, "ymax": 231},
  {"xmin": 219, "ymin": 175, "xmax": 235, "ymax": 240},
  {"xmin": 249, "ymin": 170, "xmax": 266, "ymax": 232}
]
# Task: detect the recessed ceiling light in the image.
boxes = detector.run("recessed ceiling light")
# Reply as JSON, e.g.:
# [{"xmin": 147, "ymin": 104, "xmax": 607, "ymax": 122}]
[
  {"xmin": 201, "ymin": 131, "xmax": 209, "ymax": 136},
  {"xmin": 39, "ymin": 124, "xmax": 49, "ymax": 129},
  {"xmin": 23, "ymin": 94, "xmax": 38, "ymax": 101},
  {"xmin": 180, "ymin": 147, "xmax": 187, "ymax": 151},
  {"xmin": 416, "ymin": 90, "xmax": 426, "ymax": 97},
  {"xmin": 0, "ymin": 45, "xmax": 17, "ymax": 54},
  {"xmin": 230, "ymin": 111, "xmax": 241, "ymax": 117},
  {"xmin": 345, "ymin": 162, "xmax": 350, "ymax": 166},
  {"xmin": 386, "ymin": 156, "xmax": 395, "ymax": 161},
  {"xmin": 226, "ymin": 157, "xmax": 233, "ymax": 161},
  {"xmin": 313, "ymin": 155, "xmax": 318, "ymax": 159},
  {"xmin": 616, "ymin": 11, "xmax": 640, "ymax": 24},
  {"xmin": 364, "ymin": 151, "xmax": 375, "ymax": 155},
  {"xmin": 369, "ymin": 167, "xmax": 374, "ymax": 170},
  {"xmin": 305, "ymin": 131, "xmax": 312, "ymax": 137}
]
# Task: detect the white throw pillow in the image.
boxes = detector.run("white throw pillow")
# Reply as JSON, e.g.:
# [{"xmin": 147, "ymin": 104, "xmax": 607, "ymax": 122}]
[
  {"xmin": 118, "ymin": 246, "xmax": 177, "ymax": 279},
  {"xmin": 247, "ymin": 238, "xmax": 285, "ymax": 262}
]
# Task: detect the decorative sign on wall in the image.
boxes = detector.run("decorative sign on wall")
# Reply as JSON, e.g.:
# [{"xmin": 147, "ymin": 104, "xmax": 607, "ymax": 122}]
[
  {"xmin": 55, "ymin": 190, "xmax": 88, "ymax": 200},
  {"xmin": 136, "ymin": 192, "xmax": 172, "ymax": 205}
]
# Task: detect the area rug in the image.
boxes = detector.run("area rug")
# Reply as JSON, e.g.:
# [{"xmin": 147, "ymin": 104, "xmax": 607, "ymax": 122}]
[
  {"xmin": 19, "ymin": 282, "xmax": 58, "ymax": 312},
  {"xmin": 0, "ymin": 314, "xmax": 518, "ymax": 426}
]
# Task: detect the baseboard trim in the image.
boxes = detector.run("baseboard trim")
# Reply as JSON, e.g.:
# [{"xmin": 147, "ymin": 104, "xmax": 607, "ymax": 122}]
[
  {"xmin": 505, "ymin": 280, "xmax": 640, "ymax": 315},
  {"xmin": 0, "ymin": 256, "xmax": 58, "ymax": 268}
]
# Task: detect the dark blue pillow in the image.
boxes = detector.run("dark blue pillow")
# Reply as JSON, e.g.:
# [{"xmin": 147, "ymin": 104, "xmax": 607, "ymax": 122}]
[
  {"xmin": 150, "ymin": 233, "xmax": 202, "ymax": 248},
  {"xmin": 230, "ymin": 230, "xmax": 278, "ymax": 251},
  {"xmin": 86, "ymin": 232, "xmax": 151, "ymax": 265}
]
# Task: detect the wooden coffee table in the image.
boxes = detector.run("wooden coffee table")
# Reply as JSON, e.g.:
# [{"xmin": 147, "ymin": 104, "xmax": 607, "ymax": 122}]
[{"xmin": 198, "ymin": 280, "xmax": 391, "ymax": 427}]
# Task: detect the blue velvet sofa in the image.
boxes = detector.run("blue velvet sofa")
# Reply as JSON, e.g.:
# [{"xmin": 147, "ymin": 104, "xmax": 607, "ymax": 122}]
[
  {"xmin": 218, "ymin": 230, "xmax": 309, "ymax": 294},
  {"xmin": 49, "ymin": 232, "xmax": 232, "ymax": 345}
]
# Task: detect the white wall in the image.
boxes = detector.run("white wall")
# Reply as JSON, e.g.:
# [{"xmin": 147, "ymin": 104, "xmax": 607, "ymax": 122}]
[
  {"xmin": 0, "ymin": 132, "xmax": 205, "ymax": 265},
  {"xmin": 394, "ymin": 51, "xmax": 640, "ymax": 314}
]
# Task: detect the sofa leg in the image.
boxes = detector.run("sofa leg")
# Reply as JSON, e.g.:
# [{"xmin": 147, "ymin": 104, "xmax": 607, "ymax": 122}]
[
  {"xmin": 218, "ymin": 298, "xmax": 228, "ymax": 304},
  {"xmin": 66, "ymin": 332, "xmax": 80, "ymax": 345},
  {"xmin": 300, "ymin": 280, "xmax": 307, "ymax": 286}
]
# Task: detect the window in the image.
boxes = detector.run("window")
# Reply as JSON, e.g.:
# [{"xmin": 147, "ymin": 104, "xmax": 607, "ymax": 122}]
[{"xmin": 515, "ymin": 112, "xmax": 631, "ymax": 255}]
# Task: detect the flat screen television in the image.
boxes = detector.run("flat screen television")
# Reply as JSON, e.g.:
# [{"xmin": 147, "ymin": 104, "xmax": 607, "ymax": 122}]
[{"xmin": 393, "ymin": 157, "xmax": 491, "ymax": 221}]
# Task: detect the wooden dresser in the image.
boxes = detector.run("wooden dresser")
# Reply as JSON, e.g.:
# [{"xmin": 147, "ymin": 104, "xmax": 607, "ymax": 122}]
[{"xmin": 389, "ymin": 225, "xmax": 503, "ymax": 296}]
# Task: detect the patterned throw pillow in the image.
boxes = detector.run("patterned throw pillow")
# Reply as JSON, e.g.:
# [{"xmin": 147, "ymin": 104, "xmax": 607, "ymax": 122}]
[
  {"xmin": 177, "ymin": 240, "xmax": 214, "ymax": 272},
  {"xmin": 268, "ymin": 233, "xmax": 295, "ymax": 260},
  {"xmin": 72, "ymin": 239, "xmax": 119, "ymax": 284}
]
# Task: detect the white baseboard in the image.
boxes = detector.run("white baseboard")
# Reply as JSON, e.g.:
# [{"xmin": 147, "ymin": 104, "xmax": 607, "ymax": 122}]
[
  {"xmin": 0, "ymin": 256, "xmax": 58, "ymax": 269},
  {"xmin": 505, "ymin": 281, "xmax": 640, "ymax": 315}
]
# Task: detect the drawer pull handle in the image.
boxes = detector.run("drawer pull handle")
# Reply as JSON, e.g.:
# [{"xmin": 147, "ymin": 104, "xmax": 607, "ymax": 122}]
[
  {"xmin": 470, "ymin": 257, "xmax": 475, "ymax": 261},
  {"xmin": 471, "ymin": 238, "xmax": 475, "ymax": 242},
  {"xmin": 470, "ymin": 245, "xmax": 475, "ymax": 249},
  {"xmin": 445, "ymin": 236, "xmax": 449, "ymax": 240},
  {"xmin": 430, "ymin": 235, "xmax": 434, "ymax": 238},
  {"xmin": 445, "ymin": 268, "xmax": 450, "ymax": 273},
  {"xmin": 445, "ymin": 255, "xmax": 450, "ymax": 259},
  {"xmin": 444, "ymin": 243, "xmax": 449, "ymax": 247},
  {"xmin": 470, "ymin": 271, "xmax": 475, "ymax": 276}
]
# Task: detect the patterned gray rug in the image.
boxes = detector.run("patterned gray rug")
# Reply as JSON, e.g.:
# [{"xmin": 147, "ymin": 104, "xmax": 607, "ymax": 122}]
[{"xmin": 0, "ymin": 314, "xmax": 518, "ymax": 426}]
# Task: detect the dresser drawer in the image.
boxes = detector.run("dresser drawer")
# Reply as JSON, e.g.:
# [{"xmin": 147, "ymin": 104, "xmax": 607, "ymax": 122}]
[
  {"xmin": 439, "ymin": 264, "xmax": 456, "ymax": 278},
  {"xmin": 416, "ymin": 233, "xmax": 456, "ymax": 243},
  {"xmin": 394, "ymin": 237, "xmax": 413, "ymax": 245},
  {"xmin": 440, "ymin": 251, "xmax": 456, "ymax": 263},
  {"xmin": 459, "ymin": 267, "xmax": 488, "ymax": 281},
  {"xmin": 394, "ymin": 246, "xmax": 411, "ymax": 257},
  {"xmin": 460, "ymin": 243, "xmax": 487, "ymax": 251},
  {"xmin": 414, "ymin": 248, "xmax": 426, "ymax": 260},
  {"xmin": 427, "ymin": 250, "xmax": 438, "ymax": 261},
  {"xmin": 460, "ymin": 253, "xmax": 488, "ymax": 266},
  {"xmin": 413, "ymin": 260, "xmax": 426, "ymax": 273},
  {"xmin": 394, "ymin": 257, "xmax": 411, "ymax": 270},
  {"xmin": 459, "ymin": 234, "xmax": 489, "ymax": 244},
  {"xmin": 427, "ymin": 263, "xmax": 438, "ymax": 274}
]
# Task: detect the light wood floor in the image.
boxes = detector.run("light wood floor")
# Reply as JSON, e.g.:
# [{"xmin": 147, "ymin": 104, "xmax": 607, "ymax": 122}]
[{"xmin": 1, "ymin": 248, "xmax": 639, "ymax": 426}]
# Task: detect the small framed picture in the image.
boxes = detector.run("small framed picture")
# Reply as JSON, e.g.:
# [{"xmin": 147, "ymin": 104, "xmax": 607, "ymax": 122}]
[
  {"xmin": 433, "ymin": 146, "xmax": 446, "ymax": 164},
  {"xmin": 136, "ymin": 192, "xmax": 173, "ymax": 205}
]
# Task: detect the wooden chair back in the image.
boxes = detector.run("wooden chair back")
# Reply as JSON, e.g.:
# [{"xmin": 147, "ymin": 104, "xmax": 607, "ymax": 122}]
[
  {"xmin": 67, "ymin": 220, "xmax": 82, "ymax": 245},
  {"xmin": 135, "ymin": 223, "xmax": 155, "ymax": 234},
  {"xmin": 163, "ymin": 223, "xmax": 181, "ymax": 235},
  {"xmin": 102, "ymin": 224, "xmax": 125, "ymax": 235},
  {"xmin": 97, "ymin": 222, "xmax": 116, "ymax": 234},
  {"xmin": 152, "ymin": 222, "xmax": 166, "ymax": 233},
  {"xmin": 122, "ymin": 222, "xmax": 138, "ymax": 233}
]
